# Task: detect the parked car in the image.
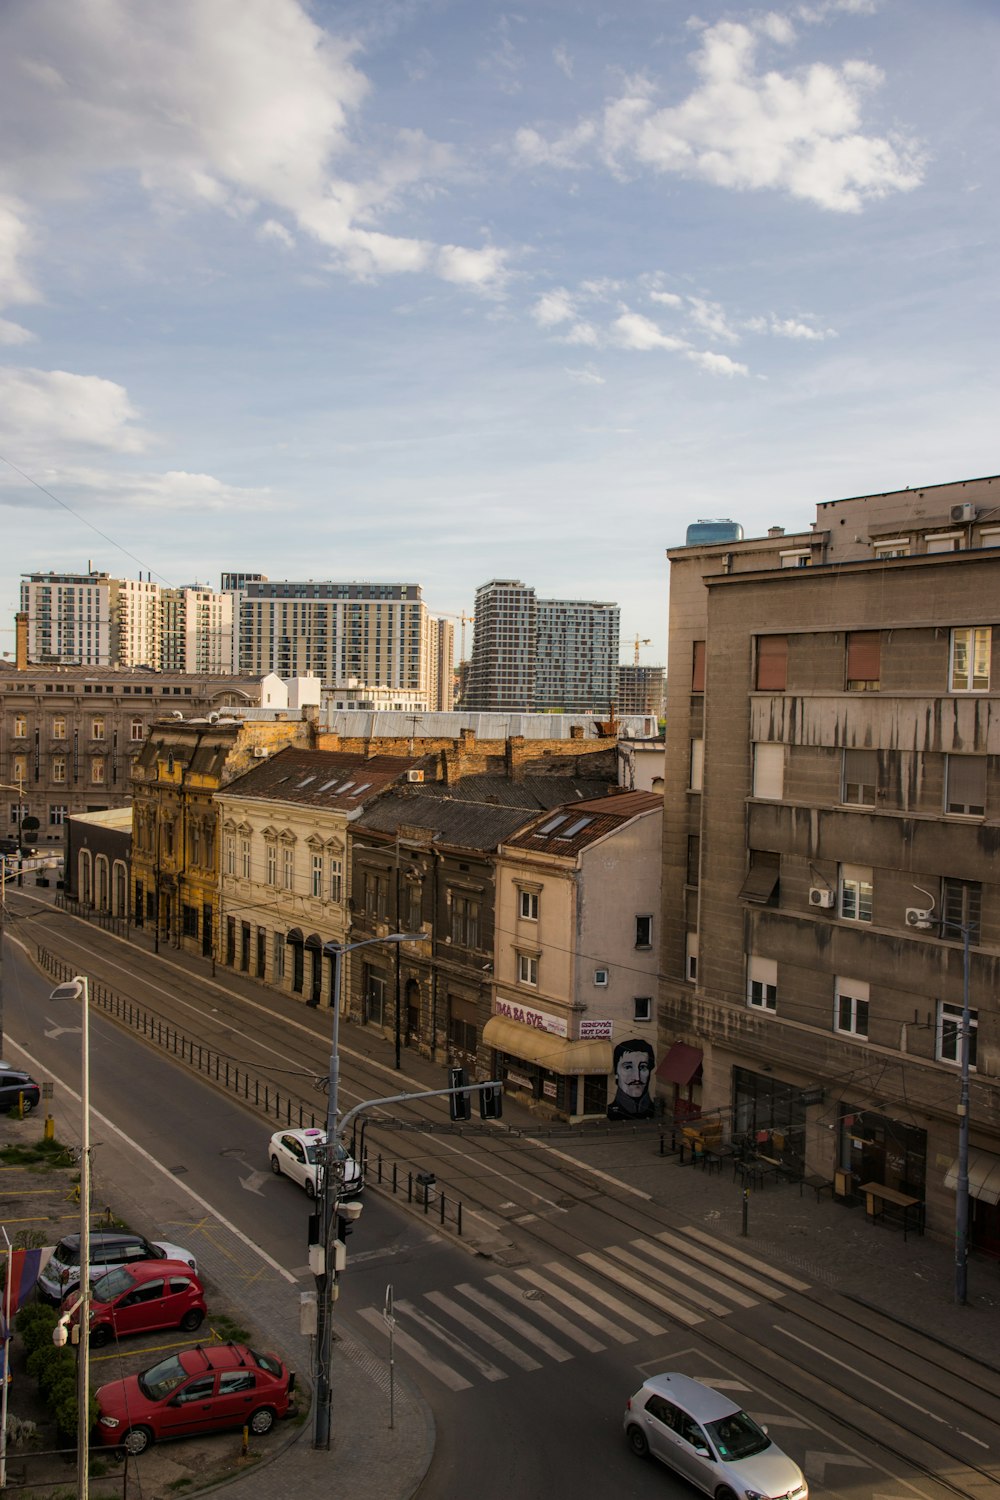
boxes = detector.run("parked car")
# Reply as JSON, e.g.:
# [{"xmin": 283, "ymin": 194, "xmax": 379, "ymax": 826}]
[
  {"xmin": 268, "ymin": 1127, "xmax": 362, "ymax": 1198},
  {"xmin": 0, "ymin": 1065, "xmax": 40, "ymax": 1114},
  {"xmin": 38, "ymin": 1230, "xmax": 198, "ymax": 1303},
  {"xmin": 624, "ymin": 1372, "xmax": 809, "ymax": 1500},
  {"xmin": 95, "ymin": 1341, "xmax": 295, "ymax": 1455},
  {"xmin": 62, "ymin": 1260, "xmax": 207, "ymax": 1347}
]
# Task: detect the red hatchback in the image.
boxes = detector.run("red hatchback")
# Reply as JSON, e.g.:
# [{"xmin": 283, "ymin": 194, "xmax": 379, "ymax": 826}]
[
  {"xmin": 65, "ymin": 1260, "xmax": 207, "ymax": 1347},
  {"xmin": 95, "ymin": 1342, "xmax": 294, "ymax": 1455}
]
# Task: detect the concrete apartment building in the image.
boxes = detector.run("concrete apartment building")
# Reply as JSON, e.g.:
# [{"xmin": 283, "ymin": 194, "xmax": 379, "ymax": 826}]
[
  {"xmin": 662, "ymin": 473, "xmax": 1000, "ymax": 1252},
  {"xmin": 465, "ymin": 579, "xmax": 620, "ymax": 712},
  {"xmin": 616, "ymin": 664, "xmax": 666, "ymax": 719},
  {"xmin": 235, "ymin": 580, "xmax": 452, "ymax": 709}
]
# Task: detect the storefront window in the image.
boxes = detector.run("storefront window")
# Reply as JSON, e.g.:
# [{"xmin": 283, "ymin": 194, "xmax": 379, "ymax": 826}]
[{"xmin": 839, "ymin": 1105, "xmax": 925, "ymax": 1199}]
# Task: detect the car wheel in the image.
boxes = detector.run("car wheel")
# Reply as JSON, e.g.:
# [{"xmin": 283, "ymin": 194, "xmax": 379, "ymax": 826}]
[
  {"xmin": 626, "ymin": 1425, "xmax": 650, "ymax": 1458},
  {"xmin": 270, "ymin": 1155, "xmax": 282, "ymax": 1176},
  {"xmin": 20, "ymin": 1098, "xmax": 36, "ymax": 1115},
  {"xmin": 715, "ymin": 1488, "xmax": 739, "ymax": 1500},
  {"xmin": 90, "ymin": 1324, "xmax": 112, "ymax": 1348},
  {"xmin": 249, "ymin": 1406, "xmax": 275, "ymax": 1436},
  {"xmin": 121, "ymin": 1425, "xmax": 154, "ymax": 1457},
  {"xmin": 305, "ymin": 1178, "xmax": 316, "ymax": 1199},
  {"xmin": 180, "ymin": 1308, "xmax": 204, "ymax": 1332}
]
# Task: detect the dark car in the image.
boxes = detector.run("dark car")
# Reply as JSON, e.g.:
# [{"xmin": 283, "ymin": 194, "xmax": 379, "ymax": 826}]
[
  {"xmin": 38, "ymin": 1229, "xmax": 197, "ymax": 1303},
  {"xmin": 95, "ymin": 1342, "xmax": 295, "ymax": 1455},
  {"xmin": 0, "ymin": 1065, "xmax": 41, "ymax": 1114}
]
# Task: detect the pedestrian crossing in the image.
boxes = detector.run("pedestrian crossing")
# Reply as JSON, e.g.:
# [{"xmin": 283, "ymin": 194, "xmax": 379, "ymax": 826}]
[{"xmin": 353, "ymin": 1227, "xmax": 811, "ymax": 1393}]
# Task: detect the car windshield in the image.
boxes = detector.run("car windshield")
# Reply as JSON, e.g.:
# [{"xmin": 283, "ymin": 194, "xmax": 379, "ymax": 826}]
[
  {"xmin": 303, "ymin": 1140, "xmax": 350, "ymax": 1165},
  {"xmin": 251, "ymin": 1350, "xmax": 283, "ymax": 1378},
  {"xmin": 705, "ymin": 1410, "xmax": 772, "ymax": 1461},
  {"xmin": 55, "ymin": 1239, "xmax": 80, "ymax": 1267},
  {"xmin": 92, "ymin": 1267, "xmax": 133, "ymax": 1302},
  {"xmin": 139, "ymin": 1355, "xmax": 190, "ymax": 1401}
]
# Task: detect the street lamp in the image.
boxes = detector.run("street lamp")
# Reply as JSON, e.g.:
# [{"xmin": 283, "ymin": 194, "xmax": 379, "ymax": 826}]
[
  {"xmin": 313, "ymin": 932, "xmax": 421, "ymax": 1452},
  {"xmin": 49, "ymin": 977, "xmax": 91, "ymax": 1500}
]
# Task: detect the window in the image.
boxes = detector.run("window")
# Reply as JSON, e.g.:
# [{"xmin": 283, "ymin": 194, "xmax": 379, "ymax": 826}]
[
  {"xmin": 685, "ymin": 933, "xmax": 698, "ymax": 982},
  {"xmin": 517, "ymin": 953, "xmax": 538, "ymax": 986},
  {"xmin": 13, "ymin": 714, "xmax": 26, "ymax": 738},
  {"xmin": 691, "ymin": 640, "xmax": 706, "ymax": 693},
  {"xmin": 874, "ymin": 538, "xmax": 910, "ymax": 558},
  {"xmin": 839, "ymin": 864, "xmax": 873, "ymax": 922},
  {"xmin": 240, "ymin": 838, "xmax": 251, "ymax": 879},
  {"xmin": 926, "ymin": 532, "xmax": 961, "ymax": 553},
  {"xmin": 311, "ymin": 853, "xmax": 324, "ymax": 897},
  {"xmin": 282, "ymin": 847, "xmax": 294, "ymax": 890},
  {"xmin": 937, "ymin": 1001, "xmax": 978, "ymax": 1067},
  {"xmin": 843, "ymin": 748, "xmax": 878, "ymax": 806},
  {"xmin": 225, "ymin": 835, "xmax": 236, "ymax": 877},
  {"xmin": 365, "ymin": 969, "xmax": 387, "ymax": 1025},
  {"xmin": 52, "ymin": 716, "xmax": 66, "ymax": 740},
  {"xmin": 406, "ymin": 882, "xmax": 422, "ymax": 932},
  {"xmin": 130, "ymin": 717, "xmax": 144, "ymax": 741},
  {"xmin": 950, "ymin": 627, "xmax": 990, "ymax": 692},
  {"xmin": 52, "ymin": 757, "xmax": 66, "ymax": 784},
  {"xmin": 91, "ymin": 716, "xmax": 105, "ymax": 740},
  {"xmin": 752, "ymin": 742, "xmax": 783, "ymax": 799},
  {"xmin": 738, "ymin": 851, "xmax": 780, "ymax": 905},
  {"xmin": 190, "ymin": 824, "xmax": 200, "ymax": 866},
  {"xmin": 519, "ymin": 889, "xmax": 539, "ymax": 920},
  {"xmin": 182, "ymin": 905, "xmax": 198, "ymax": 938},
  {"xmin": 942, "ymin": 878, "xmax": 981, "ymax": 937},
  {"xmin": 946, "ymin": 756, "xmax": 986, "ymax": 816},
  {"xmin": 329, "ymin": 858, "xmax": 343, "ymax": 904},
  {"xmin": 686, "ymin": 835, "xmax": 700, "ymax": 887},
  {"xmin": 689, "ymin": 738, "xmax": 704, "ymax": 791},
  {"xmin": 780, "ymin": 549, "xmax": 811, "ymax": 568},
  {"xmin": 594, "ymin": 968, "xmax": 609, "ymax": 986},
  {"xmin": 747, "ymin": 956, "xmax": 777, "ymax": 1011},
  {"xmin": 633, "ymin": 996, "xmax": 652, "ymax": 1023},
  {"xmin": 451, "ymin": 894, "xmax": 480, "ymax": 949},
  {"xmin": 846, "ymin": 631, "xmax": 880, "ymax": 690},
  {"xmin": 49, "ymin": 805, "xmax": 67, "ymax": 826},
  {"xmin": 756, "ymin": 635, "xmax": 788, "ymax": 691},
  {"xmin": 90, "ymin": 757, "xmax": 105, "ymax": 785},
  {"xmin": 266, "ymin": 843, "xmax": 276, "ymax": 886},
  {"xmin": 12, "ymin": 754, "xmax": 27, "ymax": 783},
  {"xmin": 273, "ymin": 931, "xmax": 285, "ymax": 979},
  {"xmin": 835, "ymin": 977, "xmax": 869, "ymax": 1037},
  {"xmin": 635, "ymin": 914, "xmax": 653, "ymax": 949}
]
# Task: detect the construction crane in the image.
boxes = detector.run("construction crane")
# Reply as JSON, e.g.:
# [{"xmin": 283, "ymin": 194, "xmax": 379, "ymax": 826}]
[
  {"xmin": 436, "ymin": 611, "xmax": 476, "ymax": 662},
  {"xmin": 631, "ymin": 634, "xmax": 652, "ymax": 665}
]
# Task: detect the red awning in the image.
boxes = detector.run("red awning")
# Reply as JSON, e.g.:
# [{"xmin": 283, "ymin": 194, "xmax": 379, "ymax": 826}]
[{"xmin": 656, "ymin": 1042, "xmax": 703, "ymax": 1087}]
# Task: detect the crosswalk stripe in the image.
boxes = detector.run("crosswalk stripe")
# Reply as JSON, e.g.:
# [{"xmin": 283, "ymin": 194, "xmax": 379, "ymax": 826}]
[
  {"xmin": 487, "ymin": 1273, "xmax": 606, "ymax": 1353},
  {"xmin": 357, "ymin": 1307, "xmax": 472, "ymax": 1391},
  {"xmin": 655, "ymin": 1231, "xmax": 785, "ymax": 1301},
  {"xmin": 606, "ymin": 1245, "xmax": 732, "ymax": 1316},
  {"xmin": 578, "ymin": 1251, "xmax": 703, "ymax": 1327},
  {"xmin": 396, "ymin": 1298, "xmax": 507, "ymax": 1382},
  {"xmin": 678, "ymin": 1226, "xmax": 811, "ymax": 1292},
  {"xmin": 456, "ymin": 1283, "xmax": 573, "ymax": 1362},
  {"xmin": 514, "ymin": 1268, "xmax": 637, "ymax": 1344},
  {"xmin": 634, "ymin": 1240, "xmax": 758, "ymax": 1309},
  {"xmin": 540, "ymin": 1262, "xmax": 668, "ymax": 1336},
  {"xmin": 426, "ymin": 1289, "xmax": 543, "ymax": 1371}
]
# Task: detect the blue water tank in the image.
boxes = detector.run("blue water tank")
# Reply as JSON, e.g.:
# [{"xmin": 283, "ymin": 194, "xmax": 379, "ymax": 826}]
[{"xmin": 684, "ymin": 518, "xmax": 744, "ymax": 546}]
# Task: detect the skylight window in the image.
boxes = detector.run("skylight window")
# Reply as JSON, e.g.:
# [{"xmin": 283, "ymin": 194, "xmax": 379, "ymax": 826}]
[
  {"xmin": 557, "ymin": 816, "xmax": 593, "ymax": 839},
  {"xmin": 352, "ymin": 782, "xmax": 371, "ymax": 795},
  {"xmin": 536, "ymin": 813, "xmax": 567, "ymax": 834},
  {"xmin": 298, "ymin": 775, "xmax": 316, "ymax": 787},
  {"xmin": 318, "ymin": 778, "xmax": 341, "ymax": 792}
]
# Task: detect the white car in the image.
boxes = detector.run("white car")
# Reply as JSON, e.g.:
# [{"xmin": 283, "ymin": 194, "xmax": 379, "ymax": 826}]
[{"xmin": 268, "ymin": 1127, "xmax": 363, "ymax": 1198}]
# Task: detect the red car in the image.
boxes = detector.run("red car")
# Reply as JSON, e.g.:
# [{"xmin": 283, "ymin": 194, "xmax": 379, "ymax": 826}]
[
  {"xmin": 95, "ymin": 1342, "xmax": 294, "ymax": 1455},
  {"xmin": 63, "ymin": 1260, "xmax": 206, "ymax": 1347}
]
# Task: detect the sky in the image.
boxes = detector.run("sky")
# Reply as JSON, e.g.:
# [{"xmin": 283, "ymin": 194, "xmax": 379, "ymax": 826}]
[{"xmin": 1, "ymin": 0, "xmax": 997, "ymax": 668}]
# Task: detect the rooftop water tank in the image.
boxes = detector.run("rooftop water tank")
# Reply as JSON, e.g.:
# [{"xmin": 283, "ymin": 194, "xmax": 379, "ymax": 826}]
[{"xmin": 684, "ymin": 518, "xmax": 744, "ymax": 546}]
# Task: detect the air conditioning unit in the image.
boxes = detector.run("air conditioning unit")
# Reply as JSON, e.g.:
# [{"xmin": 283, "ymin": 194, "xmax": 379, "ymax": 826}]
[
  {"xmin": 808, "ymin": 887, "xmax": 834, "ymax": 909},
  {"xmin": 905, "ymin": 907, "xmax": 933, "ymax": 928},
  {"xmin": 951, "ymin": 502, "xmax": 975, "ymax": 523},
  {"xmin": 406, "ymin": 770, "xmax": 425, "ymax": 783},
  {"xmin": 252, "ymin": 746, "xmax": 269, "ymax": 759}
]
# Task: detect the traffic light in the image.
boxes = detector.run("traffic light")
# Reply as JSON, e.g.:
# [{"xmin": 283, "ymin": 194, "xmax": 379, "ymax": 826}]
[
  {"xmin": 335, "ymin": 1212, "xmax": 355, "ymax": 1242},
  {"xmin": 449, "ymin": 1066, "xmax": 471, "ymax": 1121},
  {"xmin": 479, "ymin": 1083, "xmax": 503, "ymax": 1120}
]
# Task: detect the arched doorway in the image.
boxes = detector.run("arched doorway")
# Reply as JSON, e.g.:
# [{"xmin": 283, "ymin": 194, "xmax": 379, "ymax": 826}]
[
  {"xmin": 405, "ymin": 978, "xmax": 421, "ymax": 1047},
  {"xmin": 286, "ymin": 928, "xmax": 304, "ymax": 994},
  {"xmin": 304, "ymin": 933, "xmax": 323, "ymax": 1007}
]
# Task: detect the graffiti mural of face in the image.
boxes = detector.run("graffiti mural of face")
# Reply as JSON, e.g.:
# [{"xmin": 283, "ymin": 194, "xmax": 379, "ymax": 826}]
[
  {"xmin": 616, "ymin": 1049, "xmax": 651, "ymax": 1100},
  {"xmin": 607, "ymin": 1037, "xmax": 655, "ymax": 1119}
]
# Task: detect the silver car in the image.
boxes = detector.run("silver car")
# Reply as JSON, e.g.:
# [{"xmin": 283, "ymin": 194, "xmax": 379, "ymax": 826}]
[{"xmin": 624, "ymin": 1372, "xmax": 809, "ymax": 1500}]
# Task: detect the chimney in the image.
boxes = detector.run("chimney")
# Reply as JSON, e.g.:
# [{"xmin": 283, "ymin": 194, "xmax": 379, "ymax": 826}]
[
  {"xmin": 15, "ymin": 612, "xmax": 28, "ymax": 670},
  {"xmin": 767, "ymin": 526, "xmax": 785, "ymax": 539}
]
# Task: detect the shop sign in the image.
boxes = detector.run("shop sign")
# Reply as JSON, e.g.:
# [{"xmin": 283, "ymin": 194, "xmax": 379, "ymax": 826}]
[
  {"xmin": 542, "ymin": 1079, "xmax": 558, "ymax": 1099},
  {"xmin": 580, "ymin": 1019, "xmax": 612, "ymax": 1039},
  {"xmin": 506, "ymin": 1069, "xmax": 534, "ymax": 1091},
  {"xmin": 494, "ymin": 996, "xmax": 567, "ymax": 1036}
]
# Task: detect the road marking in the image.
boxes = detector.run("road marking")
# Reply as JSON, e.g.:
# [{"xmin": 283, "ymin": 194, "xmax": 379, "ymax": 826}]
[
  {"xmin": 636, "ymin": 1239, "xmax": 758, "ymax": 1308},
  {"xmin": 541, "ymin": 1261, "xmax": 668, "ymax": 1336},
  {"xmin": 578, "ymin": 1250, "xmax": 702, "ymax": 1326},
  {"xmin": 395, "ymin": 1298, "xmax": 507, "ymax": 1382},
  {"xmin": 487, "ymin": 1273, "xmax": 605, "ymax": 1352},
  {"xmin": 455, "ymin": 1283, "xmax": 572, "ymax": 1362},
  {"xmin": 425, "ymin": 1289, "xmax": 543, "ymax": 1371},
  {"xmin": 655, "ymin": 1230, "xmax": 786, "ymax": 1300},
  {"xmin": 776, "ymin": 1326, "xmax": 946, "ymax": 1423},
  {"xmin": 679, "ymin": 1225, "xmax": 811, "ymax": 1291},
  {"xmin": 357, "ymin": 1307, "xmax": 471, "ymax": 1391},
  {"xmin": 515, "ymin": 1267, "xmax": 637, "ymax": 1342},
  {"xmin": 805, "ymin": 1451, "xmax": 870, "ymax": 1483},
  {"xmin": 6, "ymin": 1038, "xmax": 297, "ymax": 1285},
  {"xmin": 606, "ymin": 1244, "xmax": 731, "ymax": 1316}
]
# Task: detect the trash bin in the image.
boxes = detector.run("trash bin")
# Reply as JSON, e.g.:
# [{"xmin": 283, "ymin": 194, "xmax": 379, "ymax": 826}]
[{"xmin": 416, "ymin": 1171, "xmax": 436, "ymax": 1208}]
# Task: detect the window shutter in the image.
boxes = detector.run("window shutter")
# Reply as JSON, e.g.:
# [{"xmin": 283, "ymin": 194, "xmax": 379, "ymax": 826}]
[
  {"xmin": 756, "ymin": 635, "xmax": 788, "ymax": 691},
  {"xmin": 691, "ymin": 640, "xmax": 706, "ymax": 692},
  {"xmin": 846, "ymin": 632, "xmax": 880, "ymax": 685},
  {"xmin": 947, "ymin": 756, "xmax": 986, "ymax": 813}
]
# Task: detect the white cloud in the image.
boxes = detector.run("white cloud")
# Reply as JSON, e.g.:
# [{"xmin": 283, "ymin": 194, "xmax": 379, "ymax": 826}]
[
  {"xmin": 532, "ymin": 288, "xmax": 577, "ymax": 327},
  {"xmin": 611, "ymin": 311, "xmax": 688, "ymax": 352},
  {"xmin": 0, "ymin": 196, "xmax": 38, "ymax": 307},
  {"xmin": 258, "ymin": 218, "xmax": 295, "ymax": 249},
  {"xmin": 437, "ymin": 243, "xmax": 509, "ymax": 289},
  {"xmin": 0, "ymin": 368, "xmax": 149, "ymax": 452},
  {"xmin": 770, "ymin": 316, "xmax": 836, "ymax": 340},
  {"xmin": 687, "ymin": 296, "xmax": 741, "ymax": 344},
  {"xmin": 565, "ymin": 364, "xmax": 605, "ymax": 385},
  {"xmin": 0, "ymin": 0, "xmax": 507, "ymax": 290},
  {"xmin": 554, "ymin": 45, "xmax": 574, "ymax": 79},
  {"xmin": 518, "ymin": 18, "xmax": 922, "ymax": 212},
  {"xmin": 563, "ymin": 321, "xmax": 600, "ymax": 346},
  {"xmin": 649, "ymin": 289, "xmax": 683, "ymax": 308},
  {"xmin": 0, "ymin": 318, "xmax": 33, "ymax": 344},
  {"xmin": 686, "ymin": 349, "xmax": 749, "ymax": 377}
]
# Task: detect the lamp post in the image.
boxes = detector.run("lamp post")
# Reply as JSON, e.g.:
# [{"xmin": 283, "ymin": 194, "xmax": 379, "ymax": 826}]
[
  {"xmin": 313, "ymin": 932, "xmax": 421, "ymax": 1452},
  {"xmin": 953, "ymin": 920, "xmax": 973, "ymax": 1306},
  {"xmin": 49, "ymin": 977, "xmax": 91, "ymax": 1500}
]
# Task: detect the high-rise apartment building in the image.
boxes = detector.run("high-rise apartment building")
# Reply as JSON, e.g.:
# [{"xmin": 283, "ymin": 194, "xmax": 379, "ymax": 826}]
[
  {"xmin": 161, "ymin": 587, "xmax": 234, "ymax": 674},
  {"xmin": 616, "ymin": 664, "xmax": 666, "ymax": 718},
  {"xmin": 21, "ymin": 571, "xmax": 113, "ymax": 665},
  {"xmin": 660, "ymin": 473, "xmax": 1000, "ymax": 1251},
  {"xmin": 465, "ymin": 580, "xmax": 620, "ymax": 713},
  {"xmin": 237, "ymin": 581, "xmax": 450, "ymax": 707}
]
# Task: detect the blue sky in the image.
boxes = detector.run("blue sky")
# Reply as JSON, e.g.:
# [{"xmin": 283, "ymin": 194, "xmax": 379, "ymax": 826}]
[{"xmin": 1, "ymin": 0, "xmax": 997, "ymax": 667}]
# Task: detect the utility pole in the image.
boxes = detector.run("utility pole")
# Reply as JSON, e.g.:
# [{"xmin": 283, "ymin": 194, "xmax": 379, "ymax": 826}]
[{"xmin": 955, "ymin": 919, "xmax": 972, "ymax": 1305}]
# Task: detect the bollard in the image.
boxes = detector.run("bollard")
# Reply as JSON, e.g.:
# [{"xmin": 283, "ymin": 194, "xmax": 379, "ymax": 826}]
[
  {"xmin": 44, "ymin": 1113, "xmax": 55, "ymax": 1142},
  {"xmin": 741, "ymin": 1187, "xmax": 749, "ymax": 1237}
]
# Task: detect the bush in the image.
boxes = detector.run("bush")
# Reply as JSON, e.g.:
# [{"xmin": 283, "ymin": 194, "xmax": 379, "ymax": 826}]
[
  {"xmin": 16, "ymin": 1301, "xmax": 98, "ymax": 1437},
  {"xmin": 16, "ymin": 1302, "xmax": 58, "ymax": 1352}
]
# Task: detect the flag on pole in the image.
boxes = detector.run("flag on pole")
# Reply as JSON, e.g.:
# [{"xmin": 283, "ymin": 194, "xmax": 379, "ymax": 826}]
[{"xmin": 1, "ymin": 1247, "xmax": 54, "ymax": 1336}]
